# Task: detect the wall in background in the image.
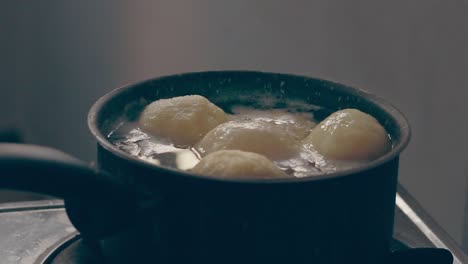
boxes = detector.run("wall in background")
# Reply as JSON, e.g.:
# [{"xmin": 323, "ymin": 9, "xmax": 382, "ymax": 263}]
[
  {"xmin": 2, "ymin": 0, "xmax": 468, "ymax": 249},
  {"xmin": 1, "ymin": 3, "xmax": 23, "ymax": 133},
  {"xmin": 465, "ymin": 180, "xmax": 468, "ymax": 248}
]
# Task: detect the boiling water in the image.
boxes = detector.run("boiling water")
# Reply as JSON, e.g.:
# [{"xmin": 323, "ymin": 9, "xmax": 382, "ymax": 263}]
[{"xmin": 108, "ymin": 103, "xmax": 365, "ymax": 178}]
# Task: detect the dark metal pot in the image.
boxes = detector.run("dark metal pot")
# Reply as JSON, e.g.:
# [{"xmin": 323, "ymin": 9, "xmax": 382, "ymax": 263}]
[{"xmin": 0, "ymin": 71, "xmax": 452, "ymax": 264}]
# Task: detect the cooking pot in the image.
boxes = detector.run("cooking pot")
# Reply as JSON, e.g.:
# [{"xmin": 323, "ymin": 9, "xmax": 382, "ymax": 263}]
[{"xmin": 0, "ymin": 71, "xmax": 452, "ymax": 263}]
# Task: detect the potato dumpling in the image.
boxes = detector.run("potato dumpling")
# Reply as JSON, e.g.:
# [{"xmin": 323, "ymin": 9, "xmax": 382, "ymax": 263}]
[
  {"xmin": 304, "ymin": 109, "xmax": 390, "ymax": 160},
  {"xmin": 191, "ymin": 150, "xmax": 288, "ymax": 179},
  {"xmin": 231, "ymin": 107, "xmax": 316, "ymax": 140},
  {"xmin": 139, "ymin": 95, "xmax": 228, "ymax": 146},
  {"xmin": 196, "ymin": 119, "xmax": 300, "ymax": 161}
]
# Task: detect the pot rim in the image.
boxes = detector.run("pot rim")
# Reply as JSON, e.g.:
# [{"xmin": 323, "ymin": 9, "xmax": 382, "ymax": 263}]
[{"xmin": 88, "ymin": 70, "xmax": 411, "ymax": 185}]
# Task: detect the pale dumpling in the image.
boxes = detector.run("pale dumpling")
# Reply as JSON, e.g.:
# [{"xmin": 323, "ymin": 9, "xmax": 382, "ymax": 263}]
[
  {"xmin": 230, "ymin": 107, "xmax": 316, "ymax": 139},
  {"xmin": 139, "ymin": 95, "xmax": 228, "ymax": 146},
  {"xmin": 304, "ymin": 109, "xmax": 390, "ymax": 160},
  {"xmin": 196, "ymin": 120, "xmax": 300, "ymax": 161},
  {"xmin": 191, "ymin": 150, "xmax": 288, "ymax": 179}
]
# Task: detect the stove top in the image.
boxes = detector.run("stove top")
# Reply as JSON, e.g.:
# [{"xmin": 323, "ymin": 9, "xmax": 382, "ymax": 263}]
[
  {"xmin": 0, "ymin": 185, "xmax": 466, "ymax": 264},
  {"xmin": 35, "ymin": 234, "xmax": 415, "ymax": 263},
  {"xmin": 40, "ymin": 235, "xmax": 100, "ymax": 264}
]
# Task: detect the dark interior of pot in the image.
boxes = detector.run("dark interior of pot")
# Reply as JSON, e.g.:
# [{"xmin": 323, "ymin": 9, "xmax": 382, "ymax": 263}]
[{"xmin": 90, "ymin": 70, "xmax": 410, "ymax": 177}]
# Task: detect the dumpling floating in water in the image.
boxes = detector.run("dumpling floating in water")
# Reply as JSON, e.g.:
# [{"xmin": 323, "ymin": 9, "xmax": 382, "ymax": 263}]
[
  {"xmin": 196, "ymin": 119, "xmax": 300, "ymax": 161},
  {"xmin": 303, "ymin": 109, "xmax": 391, "ymax": 161},
  {"xmin": 230, "ymin": 107, "xmax": 316, "ymax": 140},
  {"xmin": 191, "ymin": 150, "xmax": 288, "ymax": 179},
  {"xmin": 139, "ymin": 95, "xmax": 228, "ymax": 146}
]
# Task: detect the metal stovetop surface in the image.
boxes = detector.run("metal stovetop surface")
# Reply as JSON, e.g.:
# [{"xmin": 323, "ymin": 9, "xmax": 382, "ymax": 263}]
[{"xmin": 0, "ymin": 185, "xmax": 466, "ymax": 264}]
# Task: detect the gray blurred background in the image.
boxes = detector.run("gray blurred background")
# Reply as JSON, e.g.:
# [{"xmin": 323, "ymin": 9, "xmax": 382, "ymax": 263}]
[{"xmin": 1, "ymin": 0, "xmax": 468, "ymax": 252}]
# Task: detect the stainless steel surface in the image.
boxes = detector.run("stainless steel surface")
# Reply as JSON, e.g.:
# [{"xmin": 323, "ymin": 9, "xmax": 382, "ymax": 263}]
[
  {"xmin": 0, "ymin": 200, "xmax": 76, "ymax": 264},
  {"xmin": 395, "ymin": 185, "xmax": 468, "ymax": 263},
  {"xmin": 0, "ymin": 187, "xmax": 466, "ymax": 263}
]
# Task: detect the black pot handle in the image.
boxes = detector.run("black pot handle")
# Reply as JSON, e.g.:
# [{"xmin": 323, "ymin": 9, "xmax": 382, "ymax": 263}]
[
  {"xmin": 388, "ymin": 248, "xmax": 453, "ymax": 264},
  {"xmin": 0, "ymin": 143, "xmax": 118, "ymax": 197},
  {"xmin": 0, "ymin": 143, "xmax": 136, "ymax": 239}
]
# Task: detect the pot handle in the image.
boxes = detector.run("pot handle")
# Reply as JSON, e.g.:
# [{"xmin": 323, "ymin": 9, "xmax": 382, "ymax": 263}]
[
  {"xmin": 0, "ymin": 143, "xmax": 136, "ymax": 239},
  {"xmin": 388, "ymin": 248, "xmax": 453, "ymax": 264}
]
